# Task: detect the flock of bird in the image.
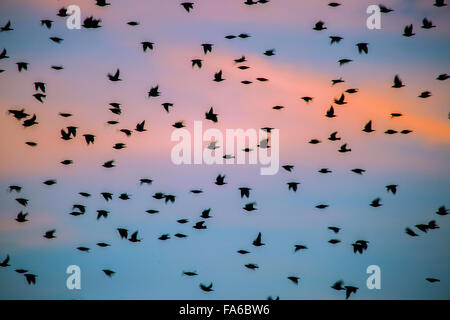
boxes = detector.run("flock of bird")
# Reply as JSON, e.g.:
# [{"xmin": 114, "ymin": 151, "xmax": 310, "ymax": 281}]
[{"xmin": 1, "ymin": 0, "xmax": 449, "ymax": 300}]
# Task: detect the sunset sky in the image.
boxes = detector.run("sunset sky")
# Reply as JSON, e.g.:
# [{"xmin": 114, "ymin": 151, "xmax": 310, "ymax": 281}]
[{"xmin": 0, "ymin": 0, "xmax": 449, "ymax": 299}]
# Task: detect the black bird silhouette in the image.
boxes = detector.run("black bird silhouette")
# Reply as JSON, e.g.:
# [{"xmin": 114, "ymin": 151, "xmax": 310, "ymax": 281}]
[
  {"xmin": 120, "ymin": 129, "xmax": 132, "ymax": 137},
  {"xmin": 436, "ymin": 73, "xmax": 449, "ymax": 81},
  {"xmin": 294, "ymin": 245, "xmax": 308, "ymax": 252},
  {"xmin": 434, "ymin": 0, "xmax": 447, "ymax": 7},
  {"xmin": 127, "ymin": 21, "xmax": 139, "ymax": 26},
  {"xmin": 403, "ymin": 24, "xmax": 415, "ymax": 37},
  {"xmin": 252, "ymin": 232, "xmax": 265, "ymax": 246},
  {"xmin": 386, "ymin": 185, "xmax": 398, "ymax": 194},
  {"xmin": 34, "ymin": 82, "xmax": 46, "ymax": 93},
  {"xmin": 356, "ymin": 43, "xmax": 368, "ymax": 54},
  {"xmin": 17, "ymin": 62, "xmax": 29, "ymax": 72},
  {"xmin": 301, "ymin": 96, "xmax": 313, "ymax": 103},
  {"xmin": 43, "ymin": 179, "xmax": 57, "ymax": 186},
  {"xmin": 0, "ymin": 255, "xmax": 10, "ymax": 267},
  {"xmin": 96, "ymin": 210, "xmax": 109, "ymax": 220},
  {"xmin": 319, "ymin": 168, "xmax": 332, "ymax": 174},
  {"xmin": 83, "ymin": 134, "xmax": 95, "ymax": 145},
  {"xmin": 328, "ymin": 132, "xmax": 341, "ymax": 141},
  {"xmin": 9, "ymin": 185, "xmax": 22, "ymax": 192},
  {"xmin": 205, "ymin": 107, "xmax": 218, "ymax": 122},
  {"xmin": 405, "ymin": 228, "xmax": 419, "ymax": 237},
  {"xmin": 287, "ymin": 182, "xmax": 300, "ymax": 192},
  {"xmin": 23, "ymin": 114, "xmax": 38, "ymax": 127},
  {"xmin": 141, "ymin": 41, "xmax": 154, "ymax": 52},
  {"xmin": 338, "ymin": 59, "xmax": 352, "ymax": 66},
  {"xmin": 108, "ymin": 69, "xmax": 121, "ymax": 81},
  {"xmin": 213, "ymin": 70, "xmax": 225, "ymax": 82},
  {"xmin": 370, "ymin": 198, "xmax": 382, "ymax": 207},
  {"xmin": 200, "ymin": 208, "xmax": 212, "ymax": 219},
  {"xmin": 334, "ymin": 93, "xmax": 347, "ymax": 105},
  {"xmin": 237, "ymin": 250, "xmax": 250, "ymax": 254},
  {"xmin": 41, "ymin": 20, "xmax": 53, "ymax": 29},
  {"xmin": 158, "ymin": 234, "xmax": 170, "ymax": 241},
  {"xmin": 352, "ymin": 240, "xmax": 369, "ymax": 254},
  {"xmin": 24, "ymin": 274, "xmax": 37, "ymax": 285},
  {"xmin": 243, "ymin": 202, "xmax": 257, "ymax": 212},
  {"xmin": 101, "ymin": 192, "xmax": 113, "ymax": 201},
  {"xmin": 200, "ymin": 282, "xmax": 213, "ymax": 292},
  {"xmin": 362, "ymin": 120, "xmax": 374, "ymax": 133},
  {"xmin": 421, "ymin": 18, "xmax": 436, "ymax": 29},
  {"xmin": 57, "ymin": 7, "xmax": 68, "ymax": 17},
  {"xmin": 0, "ymin": 48, "xmax": 9, "ymax": 59},
  {"xmin": 328, "ymin": 226, "xmax": 341, "ymax": 233},
  {"xmin": 49, "ymin": 37, "xmax": 63, "ymax": 43},
  {"xmin": 148, "ymin": 85, "xmax": 160, "ymax": 97},
  {"xmin": 379, "ymin": 5, "xmax": 393, "ymax": 13},
  {"xmin": 103, "ymin": 269, "xmax": 115, "ymax": 277},
  {"xmin": 245, "ymin": 263, "xmax": 259, "ymax": 270},
  {"xmin": 191, "ymin": 59, "xmax": 202, "ymax": 68},
  {"xmin": 201, "ymin": 43, "xmax": 213, "ymax": 54},
  {"xmin": 9, "ymin": 109, "xmax": 29, "ymax": 120},
  {"xmin": 174, "ymin": 233, "xmax": 187, "ymax": 238},
  {"xmin": 181, "ymin": 2, "xmax": 194, "ymax": 12},
  {"xmin": 43, "ymin": 229, "xmax": 56, "ymax": 239},
  {"xmin": 313, "ymin": 21, "xmax": 327, "ymax": 31},
  {"xmin": 215, "ymin": 174, "xmax": 227, "ymax": 185},
  {"xmin": 426, "ymin": 278, "xmax": 440, "ymax": 283},
  {"xmin": 162, "ymin": 102, "xmax": 173, "ymax": 113},
  {"xmin": 338, "ymin": 143, "xmax": 351, "ymax": 153},
  {"xmin": 329, "ymin": 36, "xmax": 343, "ymax": 45},
  {"xmin": 129, "ymin": 231, "xmax": 141, "ymax": 242},
  {"xmin": 418, "ymin": 91, "xmax": 431, "ymax": 98},
  {"xmin": 79, "ymin": 192, "xmax": 91, "ymax": 198},
  {"xmin": 33, "ymin": 93, "xmax": 46, "ymax": 103},
  {"xmin": 96, "ymin": 0, "xmax": 111, "ymax": 6},
  {"xmin": 331, "ymin": 280, "xmax": 345, "ymax": 291},
  {"xmin": 173, "ymin": 121, "xmax": 185, "ymax": 128},
  {"xmin": 1, "ymin": 20, "xmax": 13, "ymax": 32},
  {"xmin": 345, "ymin": 286, "xmax": 358, "ymax": 299},
  {"xmin": 193, "ymin": 221, "xmax": 207, "ymax": 230},
  {"xmin": 282, "ymin": 165, "xmax": 294, "ymax": 172},
  {"xmin": 102, "ymin": 160, "xmax": 115, "ymax": 168},
  {"xmin": 61, "ymin": 128, "xmax": 72, "ymax": 140},
  {"xmin": 436, "ymin": 206, "xmax": 448, "ymax": 216},
  {"xmin": 287, "ymin": 276, "xmax": 299, "ymax": 285},
  {"xmin": 264, "ymin": 49, "xmax": 275, "ymax": 56},
  {"xmin": 332, "ymin": 78, "xmax": 344, "ymax": 85},
  {"xmin": 239, "ymin": 187, "xmax": 251, "ymax": 198},
  {"xmin": 83, "ymin": 16, "xmax": 102, "ymax": 28},
  {"xmin": 183, "ymin": 271, "xmax": 197, "ymax": 276},
  {"xmin": 416, "ymin": 224, "xmax": 429, "ymax": 233},
  {"xmin": 117, "ymin": 228, "xmax": 128, "ymax": 239},
  {"xmin": 135, "ymin": 120, "xmax": 147, "ymax": 132},
  {"xmin": 326, "ymin": 106, "xmax": 336, "ymax": 118},
  {"xmin": 328, "ymin": 2, "xmax": 341, "ymax": 7},
  {"xmin": 234, "ymin": 56, "xmax": 246, "ymax": 63},
  {"xmin": 316, "ymin": 204, "xmax": 328, "ymax": 209},
  {"xmin": 15, "ymin": 269, "xmax": 28, "ymax": 274}
]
